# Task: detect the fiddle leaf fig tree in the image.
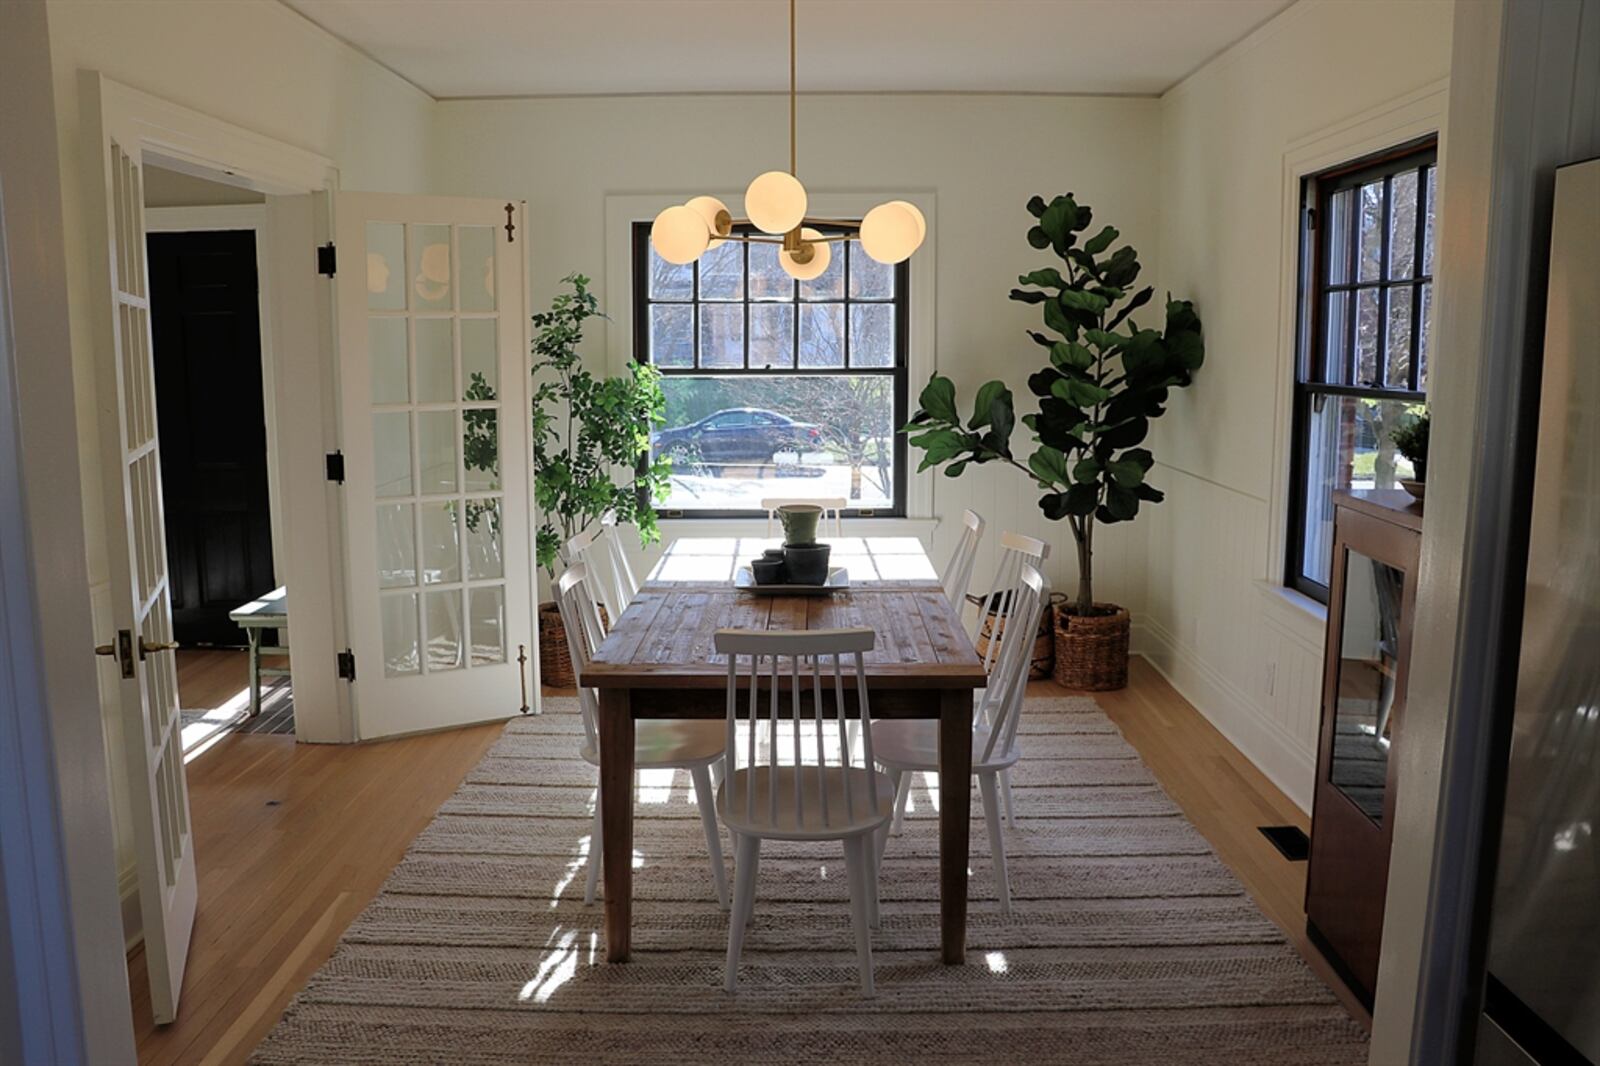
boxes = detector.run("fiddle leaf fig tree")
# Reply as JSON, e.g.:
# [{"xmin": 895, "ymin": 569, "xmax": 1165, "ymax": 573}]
[
  {"xmin": 905, "ymin": 194, "xmax": 1205, "ymax": 616},
  {"xmin": 531, "ymin": 273, "xmax": 672, "ymax": 578}
]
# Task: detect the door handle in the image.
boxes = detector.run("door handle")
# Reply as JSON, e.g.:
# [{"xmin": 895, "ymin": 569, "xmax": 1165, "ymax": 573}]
[
  {"xmin": 140, "ymin": 639, "xmax": 180, "ymax": 656},
  {"xmin": 96, "ymin": 629, "xmax": 137, "ymax": 679}
]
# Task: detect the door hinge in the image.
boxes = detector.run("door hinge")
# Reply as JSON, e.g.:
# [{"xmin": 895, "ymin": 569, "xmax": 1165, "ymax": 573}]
[
  {"xmin": 336, "ymin": 649, "xmax": 356, "ymax": 682},
  {"xmin": 504, "ymin": 202, "xmax": 516, "ymax": 243},
  {"xmin": 317, "ymin": 243, "xmax": 337, "ymax": 276},
  {"xmin": 325, "ymin": 451, "xmax": 345, "ymax": 484}
]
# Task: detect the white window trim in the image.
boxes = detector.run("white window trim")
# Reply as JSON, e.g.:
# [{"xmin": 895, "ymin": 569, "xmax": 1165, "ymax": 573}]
[
  {"xmin": 603, "ymin": 190, "xmax": 938, "ymax": 527},
  {"xmin": 1266, "ymin": 79, "xmax": 1448, "ymax": 611}
]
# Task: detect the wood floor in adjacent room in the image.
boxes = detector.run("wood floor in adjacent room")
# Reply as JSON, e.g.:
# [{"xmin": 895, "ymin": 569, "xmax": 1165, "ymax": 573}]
[{"xmin": 130, "ymin": 652, "xmax": 1363, "ymax": 1065}]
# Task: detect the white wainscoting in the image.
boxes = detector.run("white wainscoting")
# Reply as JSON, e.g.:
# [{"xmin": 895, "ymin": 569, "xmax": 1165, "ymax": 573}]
[{"xmin": 1135, "ymin": 464, "xmax": 1324, "ymax": 812}]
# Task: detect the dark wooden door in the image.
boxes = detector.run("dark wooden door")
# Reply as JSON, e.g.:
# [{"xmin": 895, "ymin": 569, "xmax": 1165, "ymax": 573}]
[{"xmin": 148, "ymin": 229, "xmax": 274, "ymax": 646}]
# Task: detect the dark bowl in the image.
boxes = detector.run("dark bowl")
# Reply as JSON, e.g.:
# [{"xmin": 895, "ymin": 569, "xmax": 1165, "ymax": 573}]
[{"xmin": 750, "ymin": 557, "xmax": 787, "ymax": 585}]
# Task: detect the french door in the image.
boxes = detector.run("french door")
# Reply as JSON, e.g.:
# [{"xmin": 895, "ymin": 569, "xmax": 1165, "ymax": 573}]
[
  {"xmin": 88, "ymin": 132, "xmax": 195, "ymax": 1023},
  {"xmin": 334, "ymin": 194, "xmax": 536, "ymax": 739}
]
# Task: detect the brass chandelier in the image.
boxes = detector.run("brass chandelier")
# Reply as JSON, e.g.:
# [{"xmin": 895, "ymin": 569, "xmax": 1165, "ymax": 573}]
[{"xmin": 649, "ymin": 0, "xmax": 926, "ymax": 278}]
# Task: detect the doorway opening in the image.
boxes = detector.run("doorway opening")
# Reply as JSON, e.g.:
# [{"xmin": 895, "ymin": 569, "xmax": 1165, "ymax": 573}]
[{"xmin": 142, "ymin": 165, "xmax": 293, "ymax": 756}]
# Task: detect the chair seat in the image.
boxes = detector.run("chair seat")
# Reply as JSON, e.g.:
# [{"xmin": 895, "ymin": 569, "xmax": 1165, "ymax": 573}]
[
  {"xmin": 871, "ymin": 719, "xmax": 1019, "ymax": 774},
  {"xmin": 718, "ymin": 766, "xmax": 895, "ymax": 841},
  {"xmin": 580, "ymin": 719, "xmax": 725, "ymax": 769}
]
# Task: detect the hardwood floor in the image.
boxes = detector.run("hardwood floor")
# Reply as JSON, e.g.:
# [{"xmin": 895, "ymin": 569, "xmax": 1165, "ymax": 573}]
[
  {"xmin": 130, "ymin": 652, "xmax": 1360, "ymax": 1064},
  {"xmin": 129, "ymin": 651, "xmax": 502, "ymax": 1066}
]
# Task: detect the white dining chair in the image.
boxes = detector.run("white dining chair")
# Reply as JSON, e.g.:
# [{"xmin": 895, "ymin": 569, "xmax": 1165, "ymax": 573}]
[
  {"xmin": 715, "ymin": 626, "xmax": 893, "ymax": 995},
  {"xmin": 941, "ymin": 509, "xmax": 986, "ymax": 607},
  {"xmin": 967, "ymin": 530, "xmax": 1049, "ymax": 825},
  {"xmin": 761, "ymin": 496, "xmax": 845, "ymax": 539},
  {"xmin": 969, "ymin": 530, "xmax": 1050, "ymax": 674},
  {"xmin": 599, "ymin": 511, "xmax": 641, "ymax": 605},
  {"xmin": 563, "ymin": 516, "xmax": 638, "ymax": 624},
  {"xmin": 555, "ymin": 564, "xmax": 729, "ymax": 909},
  {"xmin": 875, "ymin": 563, "xmax": 1050, "ymax": 915}
]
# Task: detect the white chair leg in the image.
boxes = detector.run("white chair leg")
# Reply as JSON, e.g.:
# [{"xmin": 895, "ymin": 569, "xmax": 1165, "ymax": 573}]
[
  {"xmin": 583, "ymin": 797, "xmax": 603, "ymax": 905},
  {"xmin": 709, "ymin": 755, "xmax": 725, "ymax": 793},
  {"xmin": 725, "ymin": 834, "xmax": 761, "ymax": 992},
  {"xmin": 691, "ymin": 766, "xmax": 730, "ymax": 910},
  {"xmin": 890, "ymin": 770, "xmax": 912, "ymax": 835},
  {"xmin": 978, "ymin": 771, "xmax": 1010, "ymax": 916},
  {"xmin": 864, "ymin": 831, "xmax": 881, "ymax": 930},
  {"xmin": 1000, "ymin": 768, "xmax": 1016, "ymax": 827},
  {"xmin": 842, "ymin": 836, "xmax": 876, "ymax": 995}
]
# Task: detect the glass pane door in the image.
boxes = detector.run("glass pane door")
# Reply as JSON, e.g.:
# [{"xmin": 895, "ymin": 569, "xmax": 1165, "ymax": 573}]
[{"xmin": 337, "ymin": 194, "xmax": 531, "ymax": 739}]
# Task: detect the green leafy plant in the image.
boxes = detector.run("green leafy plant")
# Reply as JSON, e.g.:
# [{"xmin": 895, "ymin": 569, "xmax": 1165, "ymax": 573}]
[
  {"xmin": 905, "ymin": 194, "xmax": 1205, "ymax": 617},
  {"xmin": 1390, "ymin": 409, "xmax": 1429, "ymax": 480},
  {"xmin": 531, "ymin": 274, "xmax": 672, "ymax": 577}
]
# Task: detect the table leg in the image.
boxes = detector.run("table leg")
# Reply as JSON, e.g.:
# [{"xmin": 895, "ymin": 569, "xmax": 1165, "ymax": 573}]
[
  {"xmin": 598, "ymin": 688, "xmax": 636, "ymax": 962},
  {"xmin": 938, "ymin": 688, "xmax": 972, "ymax": 964},
  {"xmin": 246, "ymin": 629, "xmax": 261, "ymax": 719}
]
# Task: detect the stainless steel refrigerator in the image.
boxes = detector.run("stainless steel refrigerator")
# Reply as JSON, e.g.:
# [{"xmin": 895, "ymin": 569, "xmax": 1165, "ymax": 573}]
[{"xmin": 1476, "ymin": 157, "xmax": 1600, "ymax": 1065}]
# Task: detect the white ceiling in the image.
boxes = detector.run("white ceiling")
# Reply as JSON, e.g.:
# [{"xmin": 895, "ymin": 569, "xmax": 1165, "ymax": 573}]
[{"xmin": 282, "ymin": 0, "xmax": 1296, "ymax": 99}]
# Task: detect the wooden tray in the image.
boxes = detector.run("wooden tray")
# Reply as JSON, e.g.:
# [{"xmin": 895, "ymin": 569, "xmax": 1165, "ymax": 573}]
[{"xmin": 735, "ymin": 566, "xmax": 849, "ymax": 596}]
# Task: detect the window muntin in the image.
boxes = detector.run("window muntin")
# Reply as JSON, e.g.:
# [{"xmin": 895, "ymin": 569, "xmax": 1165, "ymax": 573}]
[
  {"xmin": 1289, "ymin": 141, "xmax": 1436, "ymax": 601},
  {"xmin": 633, "ymin": 222, "xmax": 909, "ymax": 517}
]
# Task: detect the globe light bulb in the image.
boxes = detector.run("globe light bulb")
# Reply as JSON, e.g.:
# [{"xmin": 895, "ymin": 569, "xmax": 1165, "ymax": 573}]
[
  {"xmin": 860, "ymin": 201, "xmax": 922, "ymax": 264},
  {"xmin": 779, "ymin": 227, "xmax": 830, "ymax": 281},
  {"xmin": 745, "ymin": 171, "xmax": 807, "ymax": 235},
  {"xmin": 650, "ymin": 205, "xmax": 710, "ymax": 265},
  {"xmin": 685, "ymin": 195, "xmax": 732, "ymax": 250},
  {"xmin": 887, "ymin": 200, "xmax": 927, "ymax": 245}
]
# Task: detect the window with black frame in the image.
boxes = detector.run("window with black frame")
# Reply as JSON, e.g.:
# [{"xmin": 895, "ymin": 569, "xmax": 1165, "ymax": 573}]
[
  {"xmin": 632, "ymin": 221, "xmax": 908, "ymax": 517},
  {"xmin": 1288, "ymin": 139, "xmax": 1436, "ymax": 601}
]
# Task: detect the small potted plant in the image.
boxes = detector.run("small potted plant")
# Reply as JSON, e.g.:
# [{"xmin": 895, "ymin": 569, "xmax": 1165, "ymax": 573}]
[
  {"xmin": 1392, "ymin": 409, "xmax": 1429, "ymax": 499},
  {"xmin": 905, "ymin": 194, "xmax": 1204, "ymax": 690},
  {"xmin": 531, "ymin": 274, "xmax": 672, "ymax": 686}
]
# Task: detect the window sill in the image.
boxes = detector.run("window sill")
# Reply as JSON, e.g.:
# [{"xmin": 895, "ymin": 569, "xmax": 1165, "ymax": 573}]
[
  {"xmin": 1253, "ymin": 580, "xmax": 1328, "ymax": 648},
  {"xmin": 657, "ymin": 515, "xmax": 940, "ymax": 540}
]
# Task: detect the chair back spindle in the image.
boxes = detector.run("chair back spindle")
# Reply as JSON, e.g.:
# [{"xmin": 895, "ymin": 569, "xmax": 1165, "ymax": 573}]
[{"xmin": 941, "ymin": 509, "xmax": 986, "ymax": 606}]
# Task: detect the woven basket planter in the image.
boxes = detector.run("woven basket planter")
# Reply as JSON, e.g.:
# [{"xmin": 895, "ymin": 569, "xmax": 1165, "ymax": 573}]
[
  {"xmin": 538, "ymin": 600, "xmax": 609, "ymax": 689},
  {"xmin": 973, "ymin": 592, "xmax": 1055, "ymax": 680},
  {"xmin": 1052, "ymin": 602, "xmax": 1131, "ymax": 691}
]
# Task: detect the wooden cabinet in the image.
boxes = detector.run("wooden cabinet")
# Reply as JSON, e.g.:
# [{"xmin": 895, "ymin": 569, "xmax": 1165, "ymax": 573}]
[{"xmin": 1305, "ymin": 489, "xmax": 1423, "ymax": 1009}]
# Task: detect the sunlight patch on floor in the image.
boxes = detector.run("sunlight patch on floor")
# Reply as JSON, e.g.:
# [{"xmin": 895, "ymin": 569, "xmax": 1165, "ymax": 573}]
[{"xmin": 181, "ymin": 685, "xmax": 252, "ymax": 763}]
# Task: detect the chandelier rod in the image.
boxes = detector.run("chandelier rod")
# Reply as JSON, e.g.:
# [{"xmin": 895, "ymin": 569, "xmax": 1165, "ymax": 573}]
[{"xmin": 789, "ymin": 0, "xmax": 797, "ymax": 177}]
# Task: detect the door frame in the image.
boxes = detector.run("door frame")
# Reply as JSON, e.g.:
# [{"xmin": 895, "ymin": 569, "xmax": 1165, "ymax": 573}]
[
  {"xmin": 82, "ymin": 75, "xmax": 353, "ymax": 747},
  {"xmin": 145, "ymin": 204, "xmax": 287, "ymax": 589}
]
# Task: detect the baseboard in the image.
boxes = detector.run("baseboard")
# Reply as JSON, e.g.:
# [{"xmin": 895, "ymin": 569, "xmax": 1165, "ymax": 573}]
[
  {"xmin": 120, "ymin": 864, "xmax": 142, "ymax": 953},
  {"xmin": 1131, "ymin": 618, "xmax": 1316, "ymax": 812}
]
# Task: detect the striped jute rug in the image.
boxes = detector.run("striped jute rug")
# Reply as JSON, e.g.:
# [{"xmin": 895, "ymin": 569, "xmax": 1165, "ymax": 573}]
[{"xmin": 251, "ymin": 696, "xmax": 1367, "ymax": 1065}]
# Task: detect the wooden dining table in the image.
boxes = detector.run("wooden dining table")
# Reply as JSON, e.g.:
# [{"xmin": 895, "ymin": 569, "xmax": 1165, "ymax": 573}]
[{"xmin": 582, "ymin": 536, "xmax": 988, "ymax": 965}]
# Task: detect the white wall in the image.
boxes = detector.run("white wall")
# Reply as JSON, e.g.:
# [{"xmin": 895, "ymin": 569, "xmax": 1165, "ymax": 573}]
[
  {"xmin": 429, "ymin": 92, "xmax": 1163, "ymax": 604},
  {"xmin": 2, "ymin": 1, "xmax": 137, "ymax": 1059},
  {"xmin": 1147, "ymin": 0, "xmax": 1454, "ymax": 809},
  {"xmin": 44, "ymin": 0, "xmax": 434, "ymax": 936}
]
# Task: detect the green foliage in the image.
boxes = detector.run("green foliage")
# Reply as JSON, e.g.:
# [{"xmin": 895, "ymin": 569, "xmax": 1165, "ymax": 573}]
[
  {"xmin": 905, "ymin": 194, "xmax": 1206, "ymax": 613},
  {"xmin": 531, "ymin": 274, "xmax": 671, "ymax": 576},
  {"xmin": 1388, "ymin": 406, "xmax": 1427, "ymax": 464},
  {"xmin": 1390, "ymin": 409, "xmax": 1430, "ymax": 478}
]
